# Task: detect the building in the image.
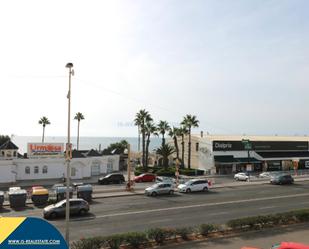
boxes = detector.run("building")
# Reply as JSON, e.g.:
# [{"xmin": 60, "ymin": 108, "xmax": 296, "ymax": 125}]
[
  {"xmin": 0, "ymin": 141, "xmax": 120, "ymax": 183},
  {"xmin": 173, "ymin": 134, "xmax": 309, "ymax": 174}
]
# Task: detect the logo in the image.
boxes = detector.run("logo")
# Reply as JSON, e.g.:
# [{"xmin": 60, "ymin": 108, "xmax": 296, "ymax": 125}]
[
  {"xmin": 214, "ymin": 142, "xmax": 232, "ymax": 150},
  {"xmin": 0, "ymin": 217, "xmax": 68, "ymax": 249}
]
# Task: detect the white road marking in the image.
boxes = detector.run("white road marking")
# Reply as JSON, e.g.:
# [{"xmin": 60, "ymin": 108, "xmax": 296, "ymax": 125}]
[
  {"xmin": 71, "ymin": 192, "xmax": 309, "ymax": 222},
  {"xmin": 259, "ymin": 206, "xmax": 276, "ymax": 210}
]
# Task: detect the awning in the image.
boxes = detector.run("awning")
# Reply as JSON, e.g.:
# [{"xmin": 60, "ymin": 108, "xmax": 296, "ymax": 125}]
[
  {"xmin": 256, "ymin": 151, "xmax": 309, "ymax": 159},
  {"xmin": 235, "ymin": 157, "xmax": 260, "ymax": 163},
  {"xmin": 214, "ymin": 156, "xmax": 238, "ymax": 163}
]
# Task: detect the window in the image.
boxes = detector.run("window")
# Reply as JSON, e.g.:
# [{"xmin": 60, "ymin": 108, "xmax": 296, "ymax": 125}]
[
  {"xmin": 34, "ymin": 166, "xmax": 39, "ymax": 174},
  {"xmin": 196, "ymin": 143, "xmax": 199, "ymax": 152},
  {"xmin": 25, "ymin": 166, "xmax": 30, "ymax": 174},
  {"xmin": 42, "ymin": 165, "xmax": 48, "ymax": 174}
]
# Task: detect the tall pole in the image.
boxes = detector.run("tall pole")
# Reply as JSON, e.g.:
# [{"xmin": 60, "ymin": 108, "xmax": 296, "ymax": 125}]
[
  {"xmin": 127, "ymin": 144, "xmax": 132, "ymax": 191},
  {"xmin": 65, "ymin": 62, "xmax": 73, "ymax": 246}
]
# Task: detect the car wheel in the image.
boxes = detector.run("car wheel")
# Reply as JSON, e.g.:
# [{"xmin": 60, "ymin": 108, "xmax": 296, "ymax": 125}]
[
  {"xmin": 235, "ymin": 177, "xmax": 239, "ymax": 181},
  {"xmin": 169, "ymin": 190, "xmax": 174, "ymax": 195},
  {"xmin": 186, "ymin": 188, "xmax": 191, "ymax": 193},
  {"xmin": 203, "ymin": 187, "xmax": 208, "ymax": 192},
  {"xmin": 79, "ymin": 209, "xmax": 87, "ymax": 216},
  {"xmin": 151, "ymin": 192, "xmax": 157, "ymax": 197},
  {"xmin": 49, "ymin": 212, "xmax": 57, "ymax": 219}
]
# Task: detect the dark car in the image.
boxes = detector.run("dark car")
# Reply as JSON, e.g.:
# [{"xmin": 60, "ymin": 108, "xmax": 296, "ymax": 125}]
[
  {"xmin": 98, "ymin": 173, "xmax": 125, "ymax": 185},
  {"xmin": 43, "ymin": 198, "xmax": 89, "ymax": 219},
  {"xmin": 134, "ymin": 173, "xmax": 156, "ymax": 183},
  {"xmin": 270, "ymin": 174, "xmax": 294, "ymax": 185}
]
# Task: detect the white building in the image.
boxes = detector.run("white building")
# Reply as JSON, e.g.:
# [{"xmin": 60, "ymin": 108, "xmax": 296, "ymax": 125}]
[
  {"xmin": 172, "ymin": 134, "xmax": 309, "ymax": 174},
  {"xmin": 0, "ymin": 141, "xmax": 120, "ymax": 183}
]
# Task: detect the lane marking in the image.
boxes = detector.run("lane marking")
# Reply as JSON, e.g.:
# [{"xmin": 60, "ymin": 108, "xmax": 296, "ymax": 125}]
[
  {"xmin": 70, "ymin": 192, "xmax": 309, "ymax": 222},
  {"xmin": 259, "ymin": 206, "xmax": 276, "ymax": 210}
]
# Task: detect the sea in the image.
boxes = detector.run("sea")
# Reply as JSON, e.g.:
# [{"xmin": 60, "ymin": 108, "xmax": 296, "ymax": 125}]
[{"xmin": 12, "ymin": 136, "xmax": 161, "ymax": 154}]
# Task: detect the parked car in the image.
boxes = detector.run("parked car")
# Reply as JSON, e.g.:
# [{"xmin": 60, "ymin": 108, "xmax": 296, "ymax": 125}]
[
  {"xmin": 98, "ymin": 173, "xmax": 125, "ymax": 185},
  {"xmin": 43, "ymin": 198, "xmax": 89, "ymax": 219},
  {"xmin": 271, "ymin": 242, "xmax": 309, "ymax": 249},
  {"xmin": 270, "ymin": 174, "xmax": 294, "ymax": 185},
  {"xmin": 134, "ymin": 173, "xmax": 156, "ymax": 183},
  {"xmin": 234, "ymin": 172, "xmax": 250, "ymax": 181},
  {"xmin": 177, "ymin": 179, "xmax": 210, "ymax": 193},
  {"xmin": 156, "ymin": 176, "xmax": 175, "ymax": 184},
  {"xmin": 259, "ymin": 172, "xmax": 273, "ymax": 178},
  {"xmin": 145, "ymin": 183, "xmax": 174, "ymax": 196},
  {"xmin": 241, "ymin": 241, "xmax": 309, "ymax": 249}
]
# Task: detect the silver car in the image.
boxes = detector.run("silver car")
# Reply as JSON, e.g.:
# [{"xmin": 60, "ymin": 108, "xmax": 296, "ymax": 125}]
[
  {"xmin": 145, "ymin": 183, "xmax": 174, "ymax": 197},
  {"xmin": 43, "ymin": 198, "xmax": 89, "ymax": 219}
]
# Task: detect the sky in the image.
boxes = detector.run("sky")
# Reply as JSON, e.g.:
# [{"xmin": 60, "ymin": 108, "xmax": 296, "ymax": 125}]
[{"xmin": 1, "ymin": 0, "xmax": 309, "ymax": 138}]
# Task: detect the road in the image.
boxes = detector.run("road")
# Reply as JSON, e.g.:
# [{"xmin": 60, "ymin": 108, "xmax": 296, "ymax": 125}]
[{"xmin": 2, "ymin": 182, "xmax": 309, "ymax": 241}]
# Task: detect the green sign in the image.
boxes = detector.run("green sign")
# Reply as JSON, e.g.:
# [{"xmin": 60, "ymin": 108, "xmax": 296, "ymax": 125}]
[{"xmin": 242, "ymin": 139, "xmax": 252, "ymax": 150}]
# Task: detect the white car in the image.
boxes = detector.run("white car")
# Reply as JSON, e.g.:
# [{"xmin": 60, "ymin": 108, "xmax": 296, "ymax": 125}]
[
  {"xmin": 234, "ymin": 172, "xmax": 250, "ymax": 181},
  {"xmin": 259, "ymin": 172, "xmax": 272, "ymax": 178},
  {"xmin": 177, "ymin": 179, "xmax": 210, "ymax": 193}
]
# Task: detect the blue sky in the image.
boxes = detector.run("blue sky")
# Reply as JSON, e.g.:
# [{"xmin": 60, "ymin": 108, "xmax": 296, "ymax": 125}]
[{"xmin": 0, "ymin": 0, "xmax": 308, "ymax": 137}]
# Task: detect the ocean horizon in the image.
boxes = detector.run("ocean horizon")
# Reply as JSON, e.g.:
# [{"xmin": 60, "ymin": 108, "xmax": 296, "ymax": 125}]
[{"xmin": 12, "ymin": 136, "xmax": 161, "ymax": 154}]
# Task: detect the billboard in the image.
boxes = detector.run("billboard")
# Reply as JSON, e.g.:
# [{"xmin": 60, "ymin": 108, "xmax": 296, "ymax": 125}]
[{"xmin": 27, "ymin": 143, "xmax": 64, "ymax": 158}]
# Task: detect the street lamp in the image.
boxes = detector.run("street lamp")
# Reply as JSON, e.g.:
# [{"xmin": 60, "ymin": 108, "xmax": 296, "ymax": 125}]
[
  {"xmin": 125, "ymin": 144, "xmax": 132, "ymax": 191},
  {"xmin": 65, "ymin": 62, "xmax": 74, "ymax": 246}
]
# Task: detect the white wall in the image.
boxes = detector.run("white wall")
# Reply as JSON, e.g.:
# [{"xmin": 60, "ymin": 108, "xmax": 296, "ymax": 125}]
[{"xmin": 0, "ymin": 161, "xmax": 16, "ymax": 183}]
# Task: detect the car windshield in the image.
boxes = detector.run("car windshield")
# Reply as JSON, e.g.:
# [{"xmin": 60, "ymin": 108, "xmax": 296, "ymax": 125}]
[{"xmin": 55, "ymin": 200, "xmax": 66, "ymax": 207}]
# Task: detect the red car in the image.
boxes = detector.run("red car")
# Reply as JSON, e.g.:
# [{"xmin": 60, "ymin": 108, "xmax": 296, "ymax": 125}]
[
  {"xmin": 241, "ymin": 242, "xmax": 309, "ymax": 249},
  {"xmin": 134, "ymin": 173, "xmax": 156, "ymax": 183}
]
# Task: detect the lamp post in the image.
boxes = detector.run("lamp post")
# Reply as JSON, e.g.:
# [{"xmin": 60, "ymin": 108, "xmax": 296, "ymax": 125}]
[
  {"xmin": 65, "ymin": 62, "xmax": 74, "ymax": 246},
  {"xmin": 126, "ymin": 144, "xmax": 132, "ymax": 191}
]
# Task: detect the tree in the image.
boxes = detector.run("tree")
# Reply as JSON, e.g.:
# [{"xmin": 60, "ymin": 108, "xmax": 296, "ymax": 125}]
[
  {"xmin": 74, "ymin": 112, "xmax": 85, "ymax": 150},
  {"xmin": 168, "ymin": 127, "xmax": 181, "ymax": 160},
  {"xmin": 103, "ymin": 140, "xmax": 129, "ymax": 154},
  {"xmin": 156, "ymin": 144, "xmax": 175, "ymax": 170},
  {"xmin": 145, "ymin": 121, "xmax": 158, "ymax": 167},
  {"xmin": 0, "ymin": 135, "xmax": 10, "ymax": 146},
  {"xmin": 181, "ymin": 115, "xmax": 199, "ymax": 169},
  {"xmin": 38, "ymin": 116, "xmax": 51, "ymax": 143},
  {"xmin": 157, "ymin": 120, "xmax": 170, "ymax": 146},
  {"xmin": 179, "ymin": 126, "xmax": 188, "ymax": 168},
  {"xmin": 134, "ymin": 109, "xmax": 153, "ymax": 168}
]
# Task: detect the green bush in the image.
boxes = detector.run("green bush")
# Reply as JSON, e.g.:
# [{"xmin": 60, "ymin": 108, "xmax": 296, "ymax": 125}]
[
  {"xmin": 156, "ymin": 168, "xmax": 176, "ymax": 177},
  {"xmin": 293, "ymin": 209, "xmax": 309, "ymax": 222},
  {"xmin": 147, "ymin": 228, "xmax": 167, "ymax": 244},
  {"xmin": 163, "ymin": 228, "xmax": 177, "ymax": 240},
  {"xmin": 175, "ymin": 227, "xmax": 193, "ymax": 240},
  {"xmin": 71, "ymin": 237, "xmax": 105, "ymax": 249},
  {"xmin": 124, "ymin": 232, "xmax": 147, "ymax": 248},
  {"xmin": 199, "ymin": 224, "xmax": 216, "ymax": 236},
  {"xmin": 104, "ymin": 234, "xmax": 125, "ymax": 249}
]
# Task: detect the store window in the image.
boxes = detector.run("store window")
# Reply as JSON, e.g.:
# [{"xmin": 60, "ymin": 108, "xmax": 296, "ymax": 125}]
[
  {"xmin": 25, "ymin": 166, "xmax": 30, "ymax": 174},
  {"xmin": 42, "ymin": 165, "xmax": 48, "ymax": 174},
  {"xmin": 34, "ymin": 166, "xmax": 39, "ymax": 174}
]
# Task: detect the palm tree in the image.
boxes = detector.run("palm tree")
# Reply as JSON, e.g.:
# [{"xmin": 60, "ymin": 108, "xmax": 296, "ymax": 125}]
[
  {"xmin": 157, "ymin": 120, "xmax": 170, "ymax": 146},
  {"xmin": 179, "ymin": 126, "xmax": 188, "ymax": 168},
  {"xmin": 74, "ymin": 112, "xmax": 85, "ymax": 150},
  {"xmin": 134, "ymin": 109, "xmax": 153, "ymax": 168},
  {"xmin": 156, "ymin": 144, "xmax": 175, "ymax": 170},
  {"xmin": 145, "ymin": 121, "xmax": 158, "ymax": 167},
  {"xmin": 181, "ymin": 115, "xmax": 199, "ymax": 169},
  {"xmin": 38, "ymin": 116, "xmax": 51, "ymax": 143},
  {"xmin": 168, "ymin": 127, "xmax": 181, "ymax": 160}
]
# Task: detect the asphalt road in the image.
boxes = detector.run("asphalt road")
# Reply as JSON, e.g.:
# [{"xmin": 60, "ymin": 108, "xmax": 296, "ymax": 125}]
[{"xmin": 2, "ymin": 182, "xmax": 309, "ymax": 241}]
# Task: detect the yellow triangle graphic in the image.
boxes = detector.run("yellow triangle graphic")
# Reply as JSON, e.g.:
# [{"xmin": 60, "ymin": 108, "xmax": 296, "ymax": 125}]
[{"xmin": 0, "ymin": 217, "xmax": 26, "ymax": 244}]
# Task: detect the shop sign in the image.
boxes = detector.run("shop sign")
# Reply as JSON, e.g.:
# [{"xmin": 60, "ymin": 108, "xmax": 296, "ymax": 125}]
[{"xmin": 27, "ymin": 143, "xmax": 64, "ymax": 158}]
